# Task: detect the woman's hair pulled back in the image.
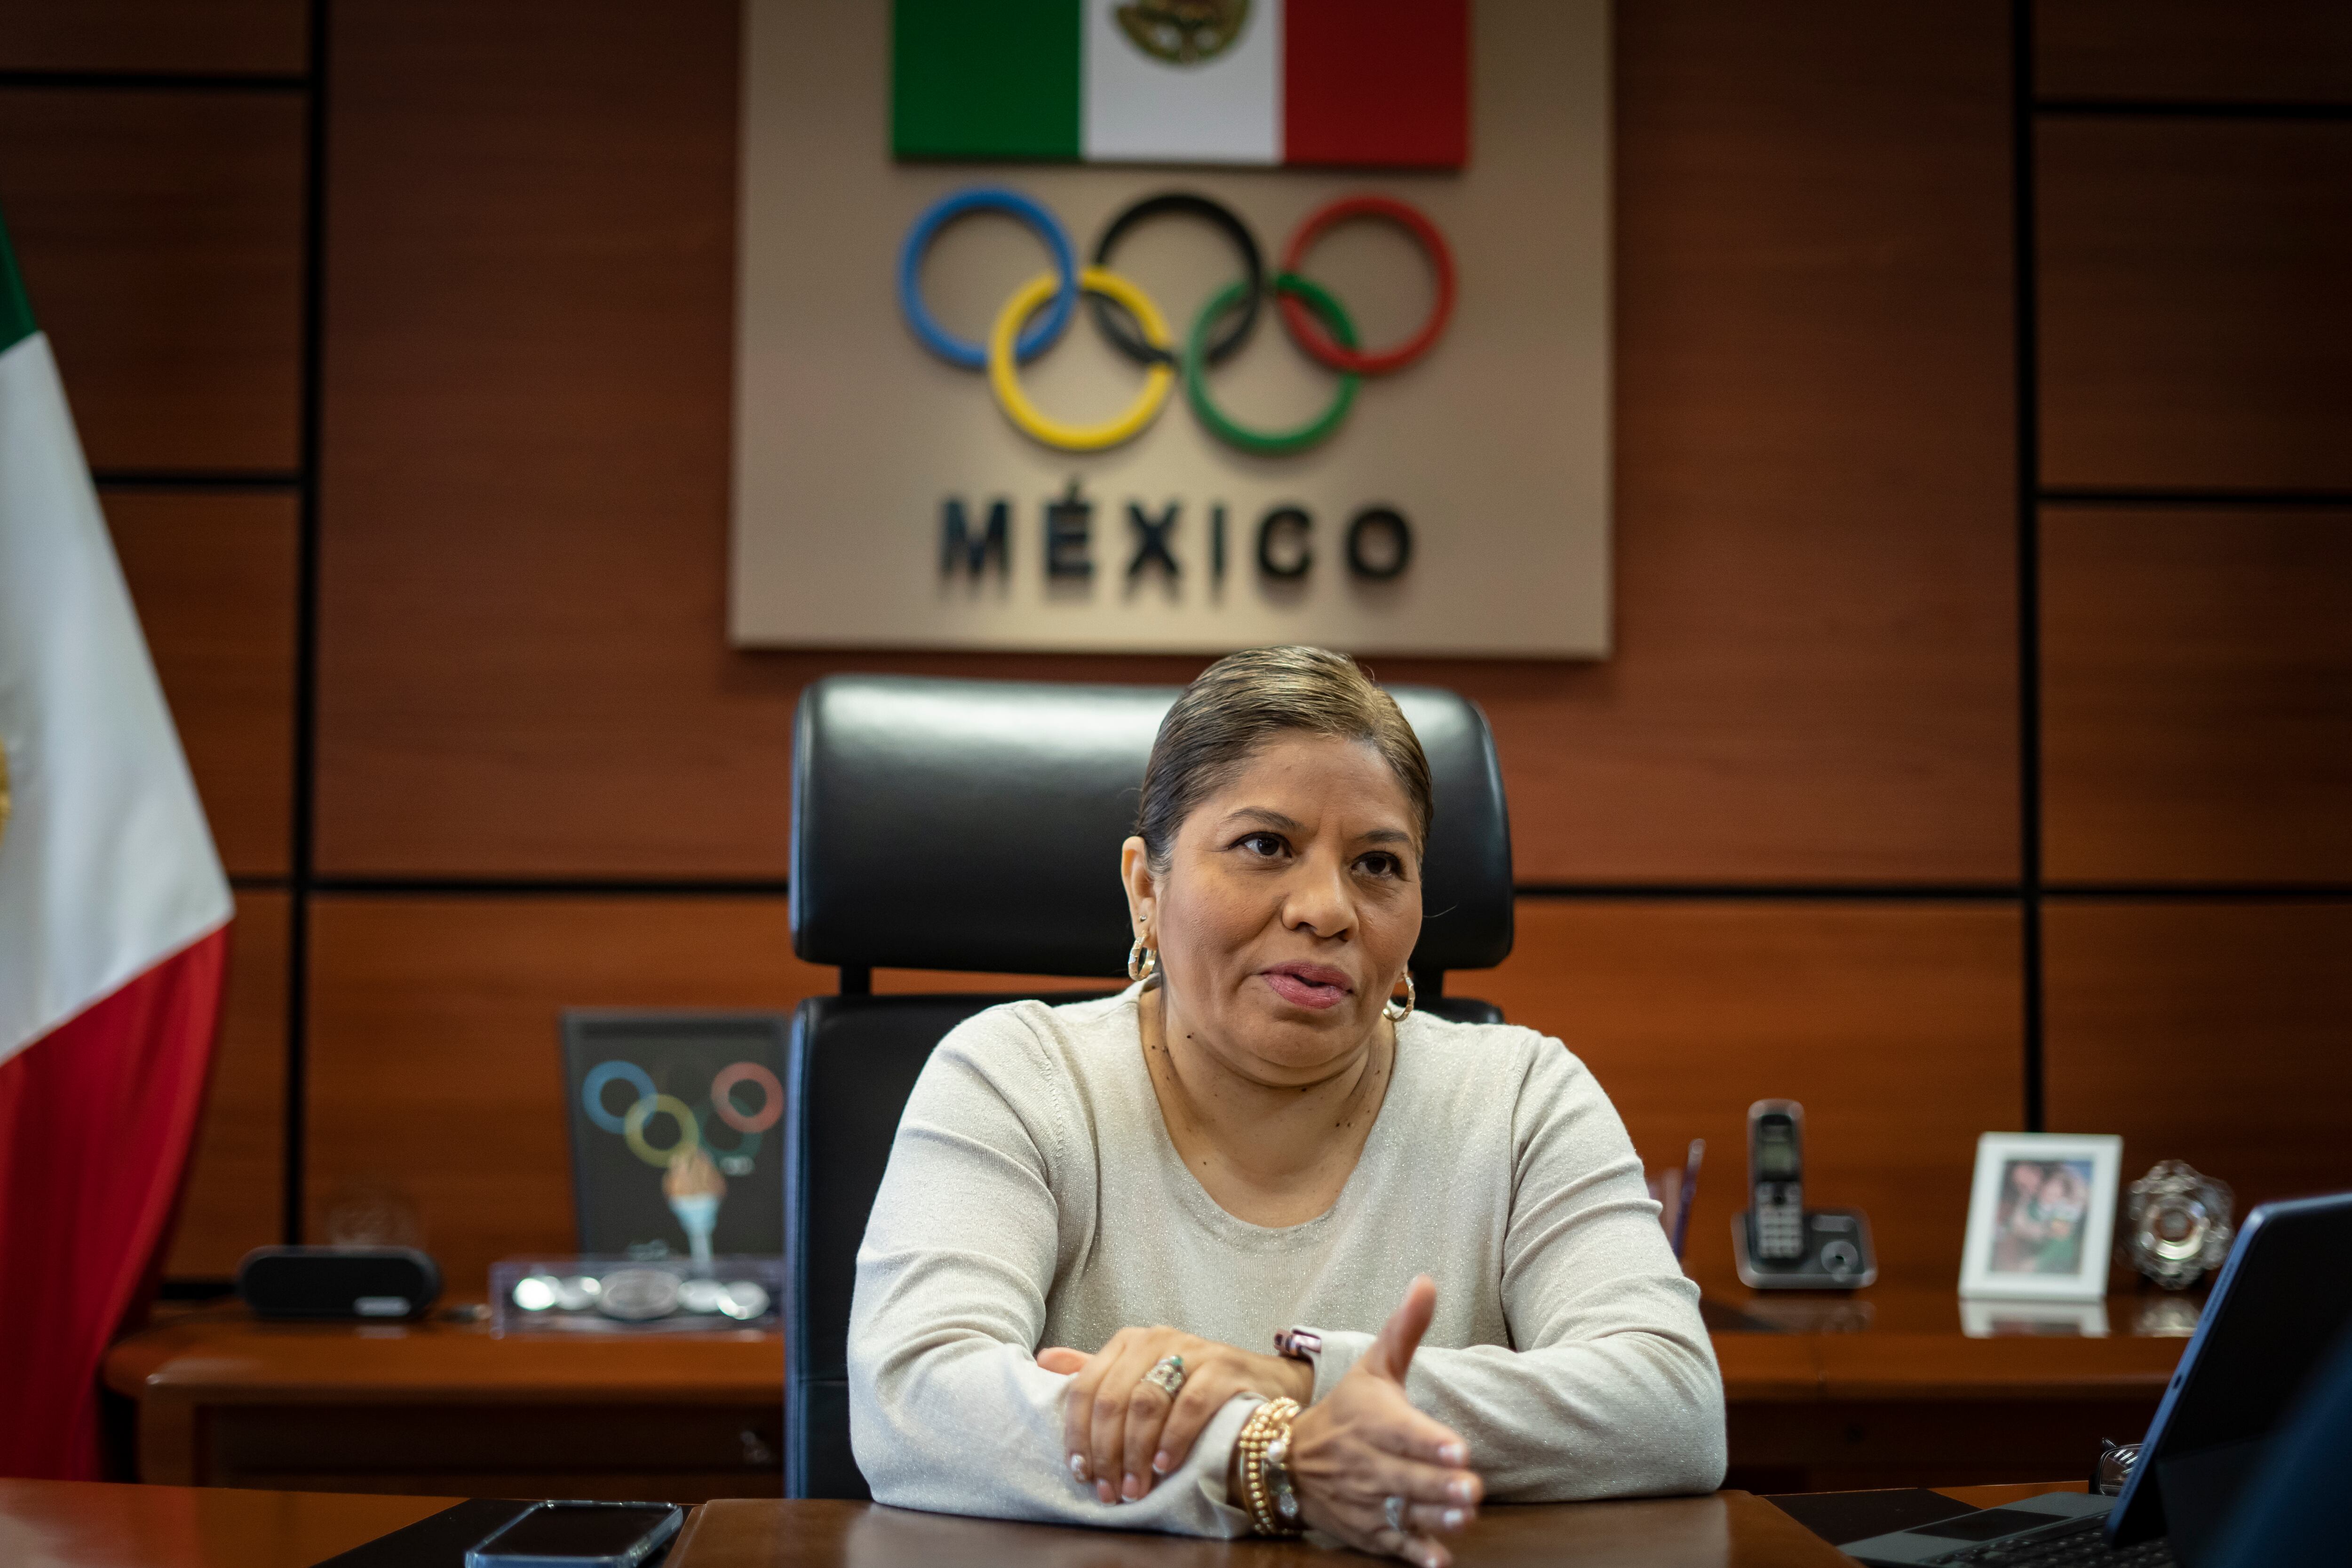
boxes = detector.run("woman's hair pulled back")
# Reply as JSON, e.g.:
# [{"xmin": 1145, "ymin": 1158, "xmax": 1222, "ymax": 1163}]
[{"xmin": 1136, "ymin": 646, "xmax": 1432, "ymax": 872}]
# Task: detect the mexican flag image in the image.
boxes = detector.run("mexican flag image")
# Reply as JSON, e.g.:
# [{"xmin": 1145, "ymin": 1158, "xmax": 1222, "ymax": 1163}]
[
  {"xmin": 893, "ymin": 0, "xmax": 1470, "ymax": 167},
  {"xmin": 0, "ymin": 210, "xmax": 233, "ymax": 1479}
]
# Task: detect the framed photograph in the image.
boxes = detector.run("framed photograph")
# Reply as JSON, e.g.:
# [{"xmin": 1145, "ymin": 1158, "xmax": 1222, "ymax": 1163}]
[
  {"xmin": 561, "ymin": 1011, "xmax": 788, "ymax": 1261},
  {"xmin": 1959, "ymin": 1132, "xmax": 2124, "ymax": 1301}
]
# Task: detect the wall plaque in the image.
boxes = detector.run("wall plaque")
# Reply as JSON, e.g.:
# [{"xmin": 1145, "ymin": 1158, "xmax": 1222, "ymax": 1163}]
[{"xmin": 731, "ymin": 0, "xmax": 1611, "ymax": 656}]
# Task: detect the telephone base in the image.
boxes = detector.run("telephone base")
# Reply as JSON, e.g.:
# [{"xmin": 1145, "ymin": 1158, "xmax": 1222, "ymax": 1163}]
[{"xmin": 1732, "ymin": 1207, "xmax": 1878, "ymax": 1290}]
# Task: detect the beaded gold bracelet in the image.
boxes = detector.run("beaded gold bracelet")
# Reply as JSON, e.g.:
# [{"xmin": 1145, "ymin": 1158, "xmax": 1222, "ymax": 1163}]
[{"xmin": 1234, "ymin": 1397, "xmax": 1303, "ymax": 1536}]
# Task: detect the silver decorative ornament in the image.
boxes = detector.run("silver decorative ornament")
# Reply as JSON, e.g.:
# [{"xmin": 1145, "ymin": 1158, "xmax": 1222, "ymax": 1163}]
[{"xmin": 2121, "ymin": 1160, "xmax": 2233, "ymax": 1290}]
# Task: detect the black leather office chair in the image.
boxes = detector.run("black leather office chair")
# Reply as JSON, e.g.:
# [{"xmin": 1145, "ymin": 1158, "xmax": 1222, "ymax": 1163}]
[{"xmin": 781, "ymin": 675, "xmax": 1516, "ymax": 1497}]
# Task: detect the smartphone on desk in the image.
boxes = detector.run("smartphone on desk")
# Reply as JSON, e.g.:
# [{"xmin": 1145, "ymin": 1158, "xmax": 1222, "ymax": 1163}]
[{"xmin": 467, "ymin": 1501, "xmax": 684, "ymax": 1568}]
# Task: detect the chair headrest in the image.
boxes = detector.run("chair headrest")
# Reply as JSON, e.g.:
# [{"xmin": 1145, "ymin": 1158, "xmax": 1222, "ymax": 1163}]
[{"xmin": 791, "ymin": 675, "xmax": 1514, "ymax": 977}]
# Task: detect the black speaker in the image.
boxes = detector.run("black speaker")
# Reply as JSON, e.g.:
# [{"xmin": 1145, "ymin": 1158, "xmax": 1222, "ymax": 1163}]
[{"xmin": 235, "ymin": 1246, "xmax": 442, "ymax": 1320}]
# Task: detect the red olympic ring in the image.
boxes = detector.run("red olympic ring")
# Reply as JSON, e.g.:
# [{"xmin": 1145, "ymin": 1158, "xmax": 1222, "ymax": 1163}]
[
  {"xmin": 1277, "ymin": 196, "xmax": 1456, "ymax": 376},
  {"xmin": 710, "ymin": 1061, "xmax": 784, "ymax": 1134}
]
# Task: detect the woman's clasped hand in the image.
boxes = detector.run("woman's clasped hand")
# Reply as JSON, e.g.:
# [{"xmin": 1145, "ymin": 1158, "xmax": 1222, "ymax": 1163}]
[
  {"xmin": 1040, "ymin": 1276, "xmax": 1486, "ymax": 1567},
  {"xmin": 1041, "ymin": 1327, "xmax": 1309, "ymax": 1504}
]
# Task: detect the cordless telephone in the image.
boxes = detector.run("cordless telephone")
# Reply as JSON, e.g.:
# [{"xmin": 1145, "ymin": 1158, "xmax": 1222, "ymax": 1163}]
[
  {"xmin": 1732, "ymin": 1097, "xmax": 1877, "ymax": 1290},
  {"xmin": 1749, "ymin": 1100, "xmax": 1806, "ymax": 1260}
]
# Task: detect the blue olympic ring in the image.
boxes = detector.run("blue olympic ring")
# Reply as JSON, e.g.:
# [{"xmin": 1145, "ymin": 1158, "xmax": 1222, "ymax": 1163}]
[
  {"xmin": 898, "ymin": 187, "xmax": 1078, "ymax": 371},
  {"xmin": 581, "ymin": 1060, "xmax": 659, "ymax": 1134}
]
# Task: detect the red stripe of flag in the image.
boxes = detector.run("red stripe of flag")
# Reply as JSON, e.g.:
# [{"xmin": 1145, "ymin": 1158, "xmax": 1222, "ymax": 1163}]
[
  {"xmin": 0, "ymin": 927, "xmax": 230, "ymax": 1480},
  {"xmin": 1284, "ymin": 0, "xmax": 1470, "ymax": 168}
]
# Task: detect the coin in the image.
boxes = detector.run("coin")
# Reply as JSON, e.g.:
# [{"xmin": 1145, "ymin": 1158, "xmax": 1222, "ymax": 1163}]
[
  {"xmin": 719, "ymin": 1281, "xmax": 771, "ymax": 1321},
  {"xmin": 596, "ymin": 1267, "xmax": 682, "ymax": 1321},
  {"xmin": 677, "ymin": 1278, "xmax": 731, "ymax": 1315},
  {"xmin": 511, "ymin": 1274, "xmax": 561, "ymax": 1312}
]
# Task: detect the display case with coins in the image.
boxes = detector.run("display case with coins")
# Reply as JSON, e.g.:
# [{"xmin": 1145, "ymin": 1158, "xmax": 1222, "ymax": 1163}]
[{"xmin": 490, "ymin": 1257, "xmax": 783, "ymax": 1335}]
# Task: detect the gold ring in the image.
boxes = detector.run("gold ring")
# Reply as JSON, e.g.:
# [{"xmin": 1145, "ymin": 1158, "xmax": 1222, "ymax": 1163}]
[
  {"xmin": 987, "ymin": 265, "xmax": 1174, "ymax": 451},
  {"xmin": 1140, "ymin": 1353, "xmax": 1186, "ymax": 1399}
]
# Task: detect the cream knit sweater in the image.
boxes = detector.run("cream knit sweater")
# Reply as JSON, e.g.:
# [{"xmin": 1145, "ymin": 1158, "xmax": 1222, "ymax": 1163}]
[{"xmin": 848, "ymin": 986, "xmax": 1726, "ymax": 1536}]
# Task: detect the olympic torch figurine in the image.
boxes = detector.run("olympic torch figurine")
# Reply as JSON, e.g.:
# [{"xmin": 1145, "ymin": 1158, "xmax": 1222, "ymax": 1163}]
[{"xmin": 663, "ymin": 1145, "xmax": 726, "ymax": 1275}]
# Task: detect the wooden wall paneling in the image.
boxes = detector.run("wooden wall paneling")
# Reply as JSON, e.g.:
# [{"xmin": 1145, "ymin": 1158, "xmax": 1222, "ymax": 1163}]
[
  {"xmin": 310, "ymin": 0, "xmax": 1184, "ymax": 877},
  {"xmin": 1459, "ymin": 899, "xmax": 2024, "ymax": 1296},
  {"xmin": 2037, "ymin": 1, "xmax": 2352, "ymax": 105},
  {"xmin": 1376, "ymin": 1, "xmax": 2021, "ymax": 884},
  {"xmin": 0, "ymin": 88, "xmax": 304, "ymax": 472},
  {"xmin": 165, "ymin": 890, "xmax": 289, "ymax": 1278},
  {"xmin": 316, "ymin": 0, "xmax": 2019, "ymax": 887},
  {"xmin": 314, "ymin": 0, "xmax": 789, "ymax": 877},
  {"xmin": 304, "ymin": 895, "xmax": 834, "ymax": 1291},
  {"xmin": 107, "ymin": 490, "xmax": 299, "ymax": 877},
  {"xmin": 2044, "ymin": 901, "xmax": 2352, "ymax": 1212},
  {"xmin": 2041, "ymin": 506, "xmax": 2352, "ymax": 884},
  {"xmin": 305, "ymin": 893, "xmax": 2027, "ymax": 1301},
  {"xmin": 2038, "ymin": 119, "xmax": 2352, "ymax": 493},
  {"xmin": 0, "ymin": 0, "xmax": 308, "ymax": 74},
  {"xmin": 309, "ymin": 0, "xmax": 1198, "ymax": 879}
]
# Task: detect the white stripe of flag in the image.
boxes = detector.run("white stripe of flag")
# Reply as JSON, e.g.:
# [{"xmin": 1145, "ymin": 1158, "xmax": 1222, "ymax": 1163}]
[
  {"xmin": 1084, "ymin": 0, "xmax": 1283, "ymax": 165},
  {"xmin": 0, "ymin": 330, "xmax": 231, "ymax": 1065}
]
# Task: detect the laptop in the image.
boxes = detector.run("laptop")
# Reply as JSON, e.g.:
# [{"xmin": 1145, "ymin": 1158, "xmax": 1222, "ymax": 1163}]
[{"xmin": 1840, "ymin": 1189, "xmax": 2352, "ymax": 1568}]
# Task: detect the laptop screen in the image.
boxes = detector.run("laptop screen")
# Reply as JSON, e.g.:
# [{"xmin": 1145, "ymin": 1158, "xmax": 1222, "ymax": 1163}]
[{"xmin": 2109, "ymin": 1191, "xmax": 2352, "ymax": 1551}]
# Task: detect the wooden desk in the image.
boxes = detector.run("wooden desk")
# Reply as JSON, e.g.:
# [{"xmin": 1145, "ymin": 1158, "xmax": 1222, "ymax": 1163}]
[
  {"xmin": 103, "ymin": 1291, "xmax": 2188, "ymax": 1498},
  {"xmin": 0, "ymin": 1478, "xmax": 453, "ymax": 1568},
  {"xmin": 0, "ymin": 1480, "xmax": 1874, "ymax": 1568},
  {"xmin": 1709, "ymin": 1287, "xmax": 2187, "ymax": 1491},
  {"xmin": 103, "ymin": 1303, "xmax": 783, "ymax": 1500},
  {"xmin": 673, "ymin": 1494, "xmax": 1854, "ymax": 1567}
]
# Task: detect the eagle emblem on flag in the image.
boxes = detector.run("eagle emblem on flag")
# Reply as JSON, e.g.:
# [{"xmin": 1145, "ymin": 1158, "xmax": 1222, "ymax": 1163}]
[{"xmin": 1115, "ymin": 0, "xmax": 1250, "ymax": 64}]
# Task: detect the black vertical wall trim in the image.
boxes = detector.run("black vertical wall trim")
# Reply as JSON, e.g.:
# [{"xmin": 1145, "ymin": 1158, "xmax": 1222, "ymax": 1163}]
[
  {"xmin": 2011, "ymin": 0, "xmax": 2047, "ymax": 1133},
  {"xmin": 282, "ymin": 0, "xmax": 333, "ymax": 1243}
]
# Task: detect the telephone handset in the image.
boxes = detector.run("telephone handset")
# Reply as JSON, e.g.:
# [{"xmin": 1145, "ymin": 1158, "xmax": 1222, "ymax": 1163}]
[
  {"xmin": 1749, "ymin": 1100, "xmax": 1806, "ymax": 1260},
  {"xmin": 1732, "ymin": 1097, "xmax": 1877, "ymax": 1290}
]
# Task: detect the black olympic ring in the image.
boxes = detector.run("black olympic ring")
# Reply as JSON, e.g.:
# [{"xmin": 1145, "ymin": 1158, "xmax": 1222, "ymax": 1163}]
[{"xmin": 1088, "ymin": 191, "xmax": 1264, "ymax": 369}]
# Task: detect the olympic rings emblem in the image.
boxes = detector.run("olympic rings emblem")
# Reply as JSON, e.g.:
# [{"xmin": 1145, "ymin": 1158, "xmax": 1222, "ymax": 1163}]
[
  {"xmin": 581, "ymin": 1059, "xmax": 784, "ymax": 1174},
  {"xmin": 899, "ymin": 188, "xmax": 1455, "ymax": 455}
]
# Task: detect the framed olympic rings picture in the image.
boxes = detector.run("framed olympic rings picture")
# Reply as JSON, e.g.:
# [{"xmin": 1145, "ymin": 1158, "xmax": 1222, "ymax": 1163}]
[{"xmin": 561, "ymin": 1011, "xmax": 789, "ymax": 1261}]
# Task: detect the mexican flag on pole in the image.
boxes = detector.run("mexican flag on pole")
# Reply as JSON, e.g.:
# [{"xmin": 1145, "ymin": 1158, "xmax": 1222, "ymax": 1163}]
[
  {"xmin": 0, "ymin": 210, "xmax": 233, "ymax": 1479},
  {"xmin": 893, "ymin": 0, "xmax": 1470, "ymax": 168}
]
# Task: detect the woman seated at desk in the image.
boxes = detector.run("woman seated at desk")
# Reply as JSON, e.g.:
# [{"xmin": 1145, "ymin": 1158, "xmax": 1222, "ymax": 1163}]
[{"xmin": 850, "ymin": 647, "xmax": 1726, "ymax": 1564}]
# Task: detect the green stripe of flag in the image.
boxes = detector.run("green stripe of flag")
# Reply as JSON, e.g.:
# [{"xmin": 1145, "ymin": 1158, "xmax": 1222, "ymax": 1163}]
[
  {"xmin": 893, "ymin": 0, "xmax": 1080, "ymax": 161},
  {"xmin": 0, "ymin": 209, "xmax": 34, "ymax": 354}
]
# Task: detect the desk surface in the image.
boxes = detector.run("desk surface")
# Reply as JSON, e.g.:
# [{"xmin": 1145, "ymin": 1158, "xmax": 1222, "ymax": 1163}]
[
  {"xmin": 109, "ymin": 1289, "xmax": 2190, "ymax": 1404},
  {"xmin": 101, "ymin": 1294, "xmax": 2187, "ymax": 1496},
  {"xmin": 673, "ymin": 1494, "xmax": 1852, "ymax": 1568},
  {"xmin": 0, "ymin": 1479, "xmax": 454, "ymax": 1568},
  {"xmin": 1, "ymin": 1480, "xmax": 2086, "ymax": 1568}
]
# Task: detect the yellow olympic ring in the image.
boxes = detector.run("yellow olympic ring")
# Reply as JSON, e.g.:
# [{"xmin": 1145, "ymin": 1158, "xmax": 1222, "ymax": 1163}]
[
  {"xmin": 986, "ymin": 265, "xmax": 1173, "ymax": 452},
  {"xmin": 622, "ymin": 1092, "xmax": 700, "ymax": 1169}
]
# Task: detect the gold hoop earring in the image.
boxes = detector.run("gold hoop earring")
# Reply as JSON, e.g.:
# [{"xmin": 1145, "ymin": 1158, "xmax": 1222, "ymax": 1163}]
[
  {"xmin": 1128, "ymin": 937, "xmax": 1160, "ymax": 989},
  {"xmin": 1383, "ymin": 971, "xmax": 1416, "ymax": 1023}
]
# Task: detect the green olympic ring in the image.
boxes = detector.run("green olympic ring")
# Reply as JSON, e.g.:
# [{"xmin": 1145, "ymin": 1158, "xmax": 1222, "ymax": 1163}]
[
  {"xmin": 693, "ymin": 1100, "xmax": 764, "ymax": 1165},
  {"xmin": 1184, "ymin": 273, "xmax": 1360, "ymax": 457}
]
